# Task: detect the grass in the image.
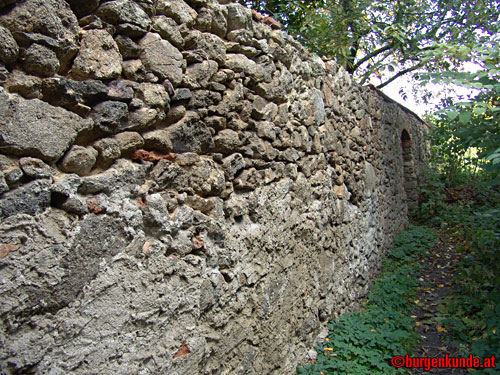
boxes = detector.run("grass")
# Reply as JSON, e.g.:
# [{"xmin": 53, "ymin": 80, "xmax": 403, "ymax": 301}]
[
  {"xmin": 428, "ymin": 202, "xmax": 500, "ymax": 374},
  {"xmin": 296, "ymin": 225, "xmax": 437, "ymax": 375},
  {"xmin": 296, "ymin": 164, "xmax": 500, "ymax": 375}
]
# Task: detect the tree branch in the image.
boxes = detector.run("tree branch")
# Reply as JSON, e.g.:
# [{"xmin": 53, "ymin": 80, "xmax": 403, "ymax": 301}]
[
  {"xmin": 353, "ymin": 43, "xmax": 394, "ymax": 71},
  {"xmin": 376, "ymin": 64, "xmax": 423, "ymax": 89}
]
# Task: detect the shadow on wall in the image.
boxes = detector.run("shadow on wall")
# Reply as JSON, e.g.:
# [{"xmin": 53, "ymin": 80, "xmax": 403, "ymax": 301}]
[{"xmin": 401, "ymin": 129, "xmax": 419, "ymax": 210}]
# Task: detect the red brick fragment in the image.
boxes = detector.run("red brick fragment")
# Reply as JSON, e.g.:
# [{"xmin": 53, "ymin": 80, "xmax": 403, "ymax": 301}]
[
  {"xmin": 131, "ymin": 149, "xmax": 177, "ymax": 162},
  {"xmin": 173, "ymin": 343, "xmax": 190, "ymax": 359},
  {"xmin": 137, "ymin": 198, "xmax": 145, "ymax": 207},
  {"xmin": 251, "ymin": 9, "xmax": 265, "ymax": 21},
  {"xmin": 0, "ymin": 244, "xmax": 20, "ymax": 258},
  {"xmin": 87, "ymin": 197, "xmax": 105, "ymax": 214},
  {"xmin": 263, "ymin": 16, "xmax": 281, "ymax": 29},
  {"xmin": 191, "ymin": 235, "xmax": 204, "ymax": 250}
]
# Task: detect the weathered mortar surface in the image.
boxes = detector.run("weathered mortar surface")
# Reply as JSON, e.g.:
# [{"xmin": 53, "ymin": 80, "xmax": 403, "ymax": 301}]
[{"xmin": 0, "ymin": 0, "xmax": 428, "ymax": 374}]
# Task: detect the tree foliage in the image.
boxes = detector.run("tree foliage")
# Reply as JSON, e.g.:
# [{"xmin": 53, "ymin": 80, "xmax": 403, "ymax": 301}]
[
  {"xmin": 423, "ymin": 44, "xmax": 500, "ymax": 180},
  {"xmin": 239, "ymin": 0, "xmax": 500, "ymax": 88}
]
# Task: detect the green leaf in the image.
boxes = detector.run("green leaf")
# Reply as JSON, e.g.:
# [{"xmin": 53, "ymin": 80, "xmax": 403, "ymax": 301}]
[
  {"xmin": 459, "ymin": 111, "xmax": 472, "ymax": 125},
  {"xmin": 473, "ymin": 107, "xmax": 487, "ymax": 115},
  {"xmin": 470, "ymin": 82, "xmax": 484, "ymax": 89},
  {"xmin": 447, "ymin": 111, "xmax": 459, "ymax": 121}
]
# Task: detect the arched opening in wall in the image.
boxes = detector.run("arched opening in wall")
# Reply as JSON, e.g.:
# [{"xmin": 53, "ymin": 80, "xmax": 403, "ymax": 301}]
[{"xmin": 401, "ymin": 130, "xmax": 419, "ymax": 211}]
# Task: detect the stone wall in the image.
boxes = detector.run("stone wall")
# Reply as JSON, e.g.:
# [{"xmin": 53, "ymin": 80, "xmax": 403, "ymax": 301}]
[{"xmin": 0, "ymin": 1, "xmax": 428, "ymax": 374}]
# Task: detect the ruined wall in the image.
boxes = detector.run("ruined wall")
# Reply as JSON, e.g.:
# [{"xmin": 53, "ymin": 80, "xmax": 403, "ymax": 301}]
[{"xmin": 0, "ymin": 1, "xmax": 428, "ymax": 374}]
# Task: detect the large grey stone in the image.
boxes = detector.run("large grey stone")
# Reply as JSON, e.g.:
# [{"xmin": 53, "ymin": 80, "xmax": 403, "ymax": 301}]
[
  {"xmin": 41, "ymin": 77, "xmax": 108, "ymax": 114},
  {"xmin": 214, "ymin": 129, "xmax": 240, "ymax": 154},
  {"xmin": 0, "ymin": 89, "xmax": 93, "ymax": 162},
  {"xmin": 182, "ymin": 60, "xmax": 218, "ymax": 89},
  {"xmin": 255, "ymin": 121, "xmax": 277, "ymax": 141},
  {"xmin": 19, "ymin": 157, "xmax": 52, "ymax": 178},
  {"xmin": 127, "ymin": 107, "xmax": 162, "ymax": 130},
  {"xmin": 166, "ymin": 119, "xmax": 214, "ymax": 153},
  {"xmin": 0, "ymin": 0, "xmax": 79, "ymax": 70},
  {"xmin": 114, "ymin": 131, "xmax": 145, "ymax": 154},
  {"xmin": 173, "ymin": 88, "xmax": 192, "ymax": 102},
  {"xmin": 184, "ymin": 31, "xmax": 226, "ymax": 65},
  {"xmin": 70, "ymin": 30, "xmax": 122, "ymax": 80},
  {"xmin": 139, "ymin": 32, "xmax": 183, "ymax": 85},
  {"xmin": 137, "ymin": 83, "xmax": 170, "ymax": 108},
  {"xmin": 97, "ymin": 0, "xmax": 151, "ymax": 33},
  {"xmin": 115, "ymin": 35, "xmax": 142, "ymax": 59},
  {"xmin": 255, "ymin": 67, "xmax": 293, "ymax": 103},
  {"xmin": 90, "ymin": 101, "xmax": 129, "ymax": 134},
  {"xmin": 189, "ymin": 158, "xmax": 225, "ymax": 196},
  {"xmin": 142, "ymin": 193, "xmax": 171, "ymax": 235},
  {"xmin": 312, "ymin": 89, "xmax": 326, "ymax": 125},
  {"xmin": 151, "ymin": 15, "xmax": 184, "ymax": 48},
  {"xmin": 195, "ymin": 4, "xmax": 228, "ymax": 38},
  {"xmin": 5, "ymin": 70, "xmax": 42, "ymax": 99},
  {"xmin": 156, "ymin": 0, "xmax": 198, "ymax": 26},
  {"xmin": 143, "ymin": 129, "xmax": 173, "ymax": 152},
  {"xmin": 93, "ymin": 138, "xmax": 121, "ymax": 166},
  {"xmin": 53, "ymin": 214, "xmax": 129, "ymax": 308},
  {"xmin": 122, "ymin": 59, "xmax": 150, "ymax": 82},
  {"xmin": 150, "ymin": 159, "xmax": 188, "ymax": 192},
  {"xmin": 0, "ymin": 179, "xmax": 50, "ymax": 218},
  {"xmin": 22, "ymin": 43, "xmax": 59, "ymax": 77},
  {"xmin": 251, "ymin": 96, "xmax": 278, "ymax": 121},
  {"xmin": 59, "ymin": 145, "xmax": 98, "ymax": 176},
  {"xmin": 0, "ymin": 25, "xmax": 18, "ymax": 64},
  {"xmin": 225, "ymin": 53, "xmax": 257, "ymax": 77},
  {"xmin": 225, "ymin": 3, "xmax": 252, "ymax": 32},
  {"xmin": 108, "ymin": 80, "xmax": 136, "ymax": 101},
  {"xmin": 222, "ymin": 153, "xmax": 245, "ymax": 179},
  {"xmin": 188, "ymin": 89, "xmax": 222, "ymax": 108},
  {"xmin": 135, "ymin": 0, "xmax": 157, "ymax": 16}
]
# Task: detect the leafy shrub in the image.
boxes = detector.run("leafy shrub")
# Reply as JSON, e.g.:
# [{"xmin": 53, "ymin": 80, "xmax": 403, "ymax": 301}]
[
  {"xmin": 435, "ymin": 203, "xmax": 500, "ymax": 375},
  {"xmin": 296, "ymin": 225, "xmax": 437, "ymax": 375}
]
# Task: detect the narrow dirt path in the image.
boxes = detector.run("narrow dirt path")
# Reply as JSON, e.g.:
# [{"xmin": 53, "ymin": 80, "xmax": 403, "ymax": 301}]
[{"xmin": 410, "ymin": 231, "xmax": 467, "ymax": 374}]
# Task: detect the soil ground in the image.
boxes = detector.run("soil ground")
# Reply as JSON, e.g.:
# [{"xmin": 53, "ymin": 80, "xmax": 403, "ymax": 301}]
[{"xmin": 410, "ymin": 230, "xmax": 467, "ymax": 374}]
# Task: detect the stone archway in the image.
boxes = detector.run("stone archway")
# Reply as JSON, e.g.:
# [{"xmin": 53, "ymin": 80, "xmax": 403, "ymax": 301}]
[{"xmin": 401, "ymin": 129, "xmax": 419, "ymax": 211}]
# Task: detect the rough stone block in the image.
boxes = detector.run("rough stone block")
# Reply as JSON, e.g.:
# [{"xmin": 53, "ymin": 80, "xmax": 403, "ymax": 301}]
[
  {"xmin": 114, "ymin": 131, "xmax": 145, "ymax": 154},
  {"xmin": 59, "ymin": 145, "xmax": 98, "ymax": 176},
  {"xmin": 19, "ymin": 157, "xmax": 52, "ymax": 178},
  {"xmin": 5, "ymin": 70, "xmax": 42, "ymax": 99},
  {"xmin": 225, "ymin": 3, "xmax": 252, "ymax": 32},
  {"xmin": 137, "ymin": 82, "xmax": 170, "ymax": 108},
  {"xmin": 0, "ymin": 25, "xmax": 18, "ymax": 64},
  {"xmin": 156, "ymin": 0, "xmax": 198, "ymax": 26},
  {"xmin": 139, "ymin": 32, "xmax": 183, "ymax": 85},
  {"xmin": 0, "ymin": 179, "xmax": 50, "ymax": 218},
  {"xmin": 0, "ymin": 89, "xmax": 93, "ymax": 162},
  {"xmin": 0, "ymin": 0, "xmax": 79, "ymax": 69},
  {"xmin": 41, "ymin": 77, "xmax": 108, "ymax": 114},
  {"xmin": 70, "ymin": 29, "xmax": 122, "ymax": 80},
  {"xmin": 143, "ymin": 129, "xmax": 174, "ymax": 152},
  {"xmin": 151, "ymin": 15, "xmax": 184, "ymax": 48},
  {"xmin": 96, "ymin": 0, "xmax": 151, "ymax": 31},
  {"xmin": 167, "ymin": 119, "xmax": 214, "ymax": 153},
  {"xmin": 90, "ymin": 100, "xmax": 129, "ymax": 134},
  {"xmin": 214, "ymin": 129, "xmax": 240, "ymax": 154}
]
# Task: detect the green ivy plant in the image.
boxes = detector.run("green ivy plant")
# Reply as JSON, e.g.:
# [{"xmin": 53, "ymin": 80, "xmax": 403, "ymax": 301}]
[{"xmin": 297, "ymin": 225, "xmax": 437, "ymax": 375}]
